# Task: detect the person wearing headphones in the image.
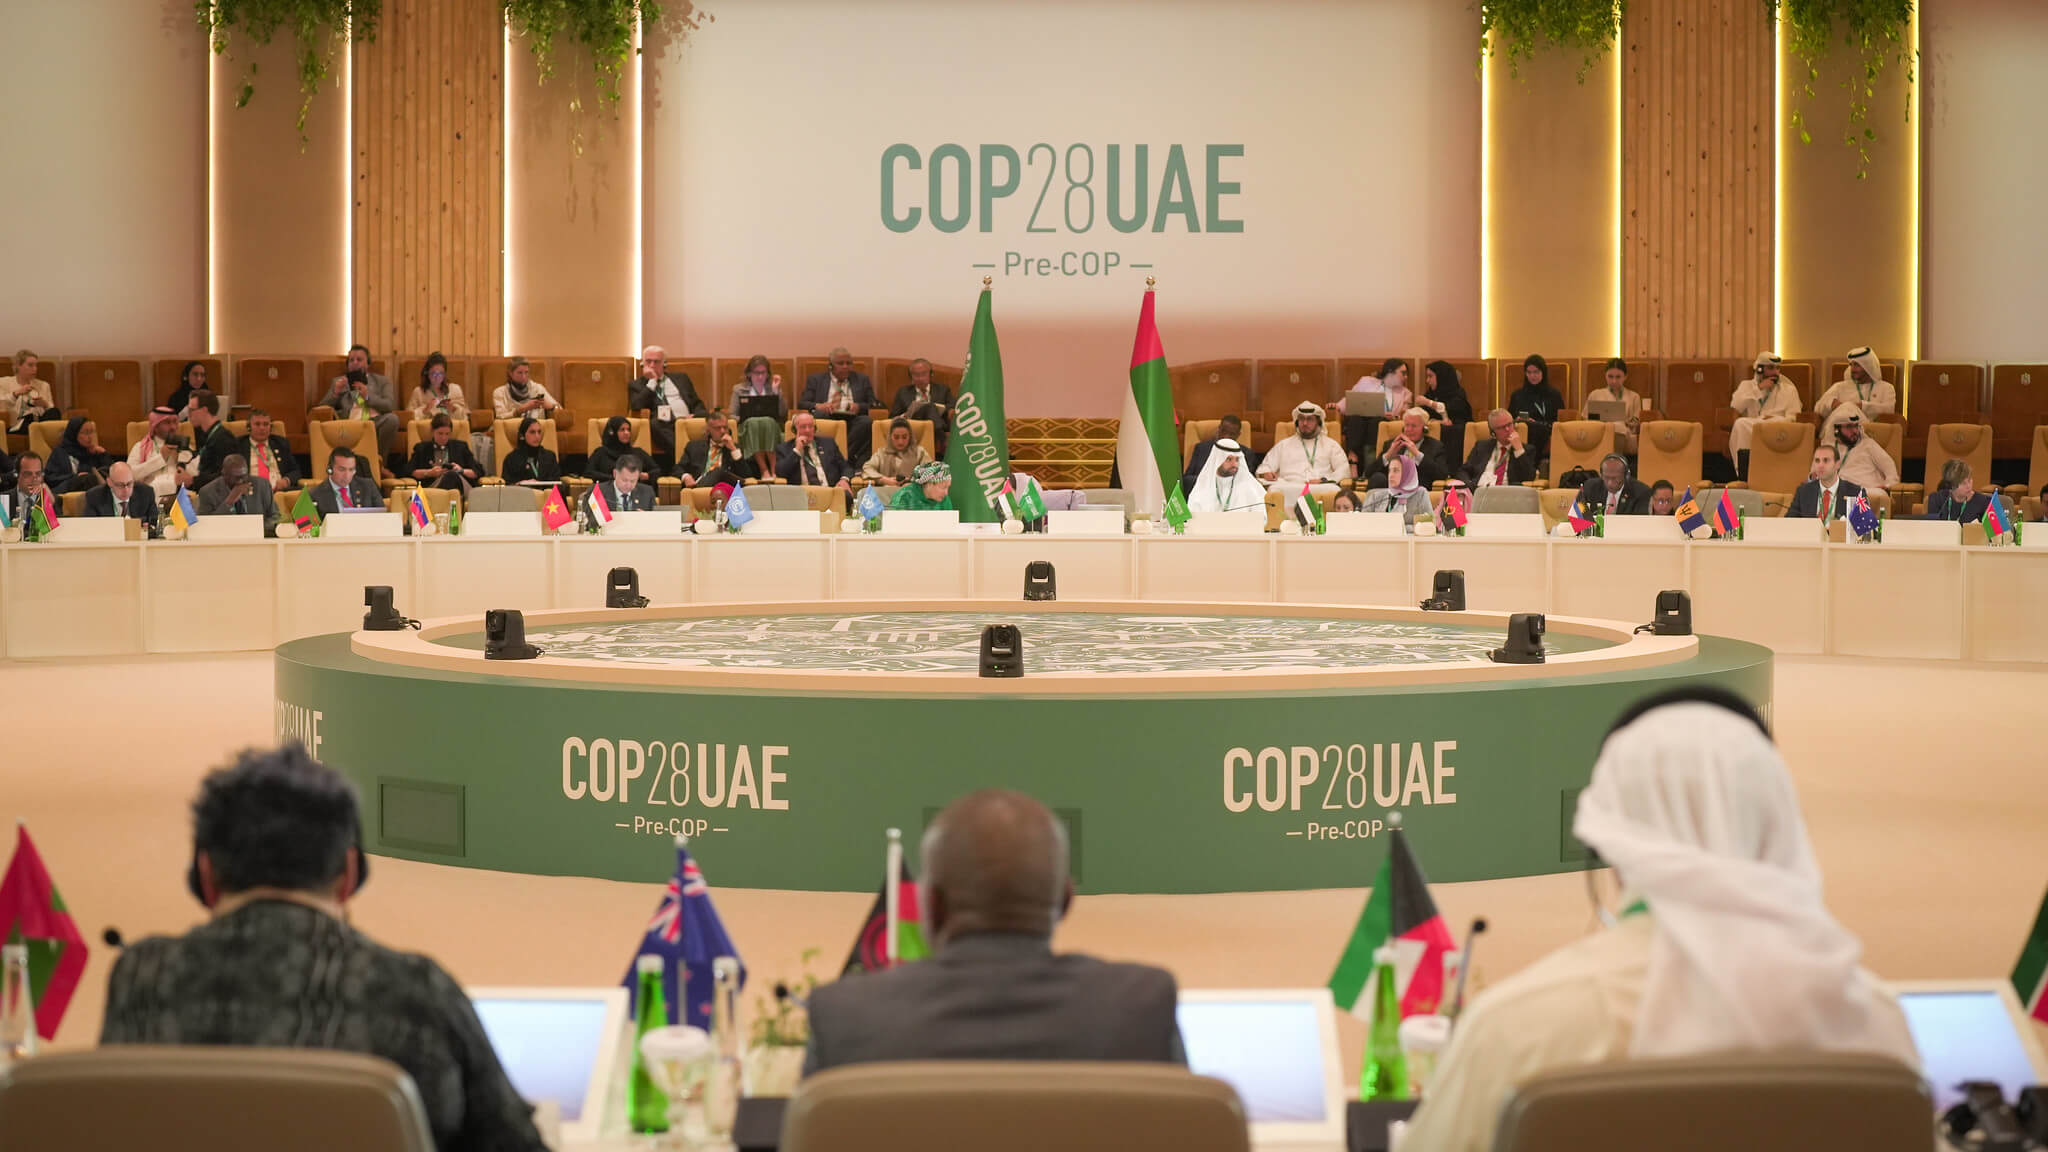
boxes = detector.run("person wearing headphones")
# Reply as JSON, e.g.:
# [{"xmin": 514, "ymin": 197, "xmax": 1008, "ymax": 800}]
[
  {"xmin": 1401, "ymin": 687, "xmax": 1918, "ymax": 1152},
  {"xmin": 100, "ymin": 745, "xmax": 548, "ymax": 1152},
  {"xmin": 1573, "ymin": 452, "xmax": 1652, "ymax": 518}
]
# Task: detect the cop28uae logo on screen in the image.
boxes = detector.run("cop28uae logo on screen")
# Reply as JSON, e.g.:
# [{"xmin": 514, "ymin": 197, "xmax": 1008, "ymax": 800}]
[{"xmin": 879, "ymin": 143, "xmax": 1245, "ymax": 279}]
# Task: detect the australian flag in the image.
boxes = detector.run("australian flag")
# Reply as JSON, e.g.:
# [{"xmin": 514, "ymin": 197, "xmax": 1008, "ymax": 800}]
[
  {"xmin": 621, "ymin": 839, "xmax": 744, "ymax": 1029},
  {"xmin": 1848, "ymin": 493, "xmax": 1881, "ymax": 539}
]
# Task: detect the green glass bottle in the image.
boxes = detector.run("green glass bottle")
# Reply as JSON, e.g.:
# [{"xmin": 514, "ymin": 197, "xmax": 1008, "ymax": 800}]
[
  {"xmin": 627, "ymin": 954, "xmax": 670, "ymax": 1134},
  {"xmin": 1359, "ymin": 945, "xmax": 1409, "ymax": 1101}
]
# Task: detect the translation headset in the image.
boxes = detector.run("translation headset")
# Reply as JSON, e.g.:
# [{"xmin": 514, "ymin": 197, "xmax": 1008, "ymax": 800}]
[
  {"xmin": 186, "ymin": 812, "xmax": 371, "ymax": 907},
  {"xmin": 1579, "ymin": 684, "xmax": 1771, "ymax": 926}
]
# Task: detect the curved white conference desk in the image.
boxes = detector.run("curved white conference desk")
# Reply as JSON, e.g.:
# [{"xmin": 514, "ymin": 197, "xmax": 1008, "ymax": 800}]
[{"xmin": 0, "ymin": 532, "xmax": 2041, "ymax": 663}]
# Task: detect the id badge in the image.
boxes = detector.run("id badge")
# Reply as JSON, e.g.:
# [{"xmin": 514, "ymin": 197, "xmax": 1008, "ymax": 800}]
[{"xmin": 657, "ymin": 405, "xmax": 674, "ymax": 422}]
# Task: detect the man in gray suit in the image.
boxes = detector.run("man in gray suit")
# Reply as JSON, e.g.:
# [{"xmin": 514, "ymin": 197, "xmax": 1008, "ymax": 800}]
[
  {"xmin": 803, "ymin": 791, "xmax": 1185, "ymax": 1074},
  {"xmin": 194, "ymin": 454, "xmax": 279, "ymax": 536},
  {"xmin": 799, "ymin": 347, "xmax": 880, "ymax": 469},
  {"xmin": 318, "ymin": 344, "xmax": 401, "ymax": 466}
]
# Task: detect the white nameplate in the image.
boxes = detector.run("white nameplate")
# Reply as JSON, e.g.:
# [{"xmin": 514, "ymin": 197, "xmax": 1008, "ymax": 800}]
[
  {"xmin": 1738, "ymin": 516, "xmax": 1824, "ymax": 544},
  {"xmin": 1878, "ymin": 519, "xmax": 1962, "ymax": 547},
  {"xmin": 881, "ymin": 509, "xmax": 964, "ymax": 535},
  {"xmin": 1601, "ymin": 516, "xmax": 1683, "ymax": 542},
  {"xmin": 47, "ymin": 518, "xmax": 127, "ymax": 542},
  {"xmin": 738, "ymin": 509, "xmax": 824, "ymax": 535},
  {"xmin": 1045, "ymin": 509, "xmax": 1125, "ymax": 536},
  {"xmin": 605, "ymin": 509, "xmax": 685, "ymax": 537},
  {"xmin": 458, "ymin": 511, "xmax": 544, "ymax": 538},
  {"xmin": 185, "ymin": 516, "xmax": 264, "ymax": 541},
  {"xmin": 1321, "ymin": 512, "xmax": 1405, "ymax": 538},
  {"xmin": 319, "ymin": 511, "xmax": 404, "ymax": 539},
  {"xmin": 1183, "ymin": 510, "xmax": 1267, "ymax": 536},
  {"xmin": 1464, "ymin": 513, "xmax": 1547, "ymax": 539}
]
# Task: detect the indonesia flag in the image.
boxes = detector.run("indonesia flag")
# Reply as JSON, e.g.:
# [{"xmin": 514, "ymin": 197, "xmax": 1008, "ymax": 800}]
[{"xmin": 1327, "ymin": 823, "xmax": 1456, "ymax": 1020}]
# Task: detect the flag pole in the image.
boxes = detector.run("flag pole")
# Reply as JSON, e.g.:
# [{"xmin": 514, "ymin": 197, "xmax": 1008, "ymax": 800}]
[{"xmin": 884, "ymin": 828, "xmax": 903, "ymax": 967}]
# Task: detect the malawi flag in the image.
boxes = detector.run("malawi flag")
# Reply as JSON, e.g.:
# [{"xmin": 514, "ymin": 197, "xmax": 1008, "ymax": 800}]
[
  {"xmin": 1327, "ymin": 825, "xmax": 1455, "ymax": 1021},
  {"xmin": 841, "ymin": 832, "xmax": 931, "ymax": 975},
  {"xmin": 1118, "ymin": 289, "xmax": 1189, "ymax": 524},
  {"xmin": 942, "ymin": 287, "xmax": 1012, "ymax": 523},
  {"xmin": 0, "ymin": 825, "xmax": 88, "ymax": 1041},
  {"xmin": 2012, "ymin": 886, "xmax": 2048, "ymax": 1024}
]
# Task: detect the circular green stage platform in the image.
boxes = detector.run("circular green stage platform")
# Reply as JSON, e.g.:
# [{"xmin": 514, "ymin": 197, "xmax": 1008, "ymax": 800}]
[{"xmin": 273, "ymin": 601, "xmax": 1770, "ymax": 894}]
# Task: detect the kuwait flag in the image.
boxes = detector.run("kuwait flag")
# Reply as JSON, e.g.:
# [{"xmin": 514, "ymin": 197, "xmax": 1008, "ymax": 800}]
[
  {"xmin": 1119, "ymin": 288, "xmax": 1191, "ymax": 525},
  {"xmin": 942, "ymin": 286, "xmax": 1013, "ymax": 523},
  {"xmin": 0, "ymin": 825, "xmax": 88, "ymax": 1041},
  {"xmin": 840, "ymin": 831, "xmax": 930, "ymax": 975},
  {"xmin": 1327, "ymin": 824, "xmax": 1455, "ymax": 1020},
  {"xmin": 2012, "ymin": 886, "xmax": 2048, "ymax": 1024}
]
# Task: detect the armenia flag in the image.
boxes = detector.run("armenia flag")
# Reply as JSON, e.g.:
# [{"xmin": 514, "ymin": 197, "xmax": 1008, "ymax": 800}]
[
  {"xmin": 2014, "ymin": 886, "xmax": 2048, "ymax": 1024},
  {"xmin": 1711, "ymin": 488, "xmax": 1740, "ymax": 536},
  {"xmin": 0, "ymin": 824, "xmax": 88, "ymax": 1040},
  {"xmin": 1327, "ymin": 824, "xmax": 1456, "ymax": 1020},
  {"xmin": 621, "ymin": 837, "xmax": 743, "ymax": 1030},
  {"xmin": 1674, "ymin": 487, "xmax": 1707, "ymax": 535},
  {"xmin": 169, "ymin": 488, "xmax": 198, "ymax": 533}
]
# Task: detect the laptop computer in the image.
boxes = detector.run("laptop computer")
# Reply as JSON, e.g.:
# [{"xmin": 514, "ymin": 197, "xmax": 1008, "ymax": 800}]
[
  {"xmin": 1177, "ymin": 988, "xmax": 1345, "ymax": 1146},
  {"xmin": 1890, "ymin": 980, "xmax": 2048, "ymax": 1113},
  {"xmin": 733, "ymin": 394, "xmax": 781, "ymax": 423},
  {"xmin": 1343, "ymin": 392, "xmax": 1388, "ymax": 418},
  {"xmin": 1585, "ymin": 398, "xmax": 1629, "ymax": 423},
  {"xmin": 469, "ymin": 986, "xmax": 629, "ymax": 1145}
]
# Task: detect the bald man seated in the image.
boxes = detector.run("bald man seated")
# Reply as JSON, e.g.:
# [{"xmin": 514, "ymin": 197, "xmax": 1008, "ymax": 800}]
[{"xmin": 802, "ymin": 790, "xmax": 1185, "ymax": 1074}]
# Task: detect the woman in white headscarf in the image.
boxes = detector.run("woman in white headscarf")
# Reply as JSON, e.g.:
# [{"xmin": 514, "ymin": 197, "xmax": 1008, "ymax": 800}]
[
  {"xmin": 1814, "ymin": 346, "xmax": 1897, "ymax": 444},
  {"xmin": 1185, "ymin": 438, "xmax": 1266, "ymax": 514},
  {"xmin": 1402, "ymin": 687, "xmax": 1917, "ymax": 1152}
]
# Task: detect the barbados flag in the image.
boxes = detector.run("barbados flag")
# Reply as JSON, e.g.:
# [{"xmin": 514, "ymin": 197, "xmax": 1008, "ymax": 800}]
[
  {"xmin": 1710, "ymin": 488, "xmax": 1740, "ymax": 537},
  {"xmin": 1674, "ymin": 486, "xmax": 1708, "ymax": 535},
  {"xmin": 1567, "ymin": 495, "xmax": 1595, "ymax": 534},
  {"xmin": 169, "ymin": 487, "xmax": 198, "ymax": 532},
  {"xmin": 1983, "ymin": 494, "xmax": 2013, "ymax": 542}
]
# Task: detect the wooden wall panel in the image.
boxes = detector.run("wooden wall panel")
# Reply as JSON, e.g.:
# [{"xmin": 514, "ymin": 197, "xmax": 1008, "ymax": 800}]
[
  {"xmin": 351, "ymin": 0, "xmax": 503, "ymax": 359},
  {"xmin": 1622, "ymin": 0, "xmax": 1773, "ymax": 358}
]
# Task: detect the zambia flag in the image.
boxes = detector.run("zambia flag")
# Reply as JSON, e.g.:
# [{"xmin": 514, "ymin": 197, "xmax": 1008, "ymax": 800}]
[
  {"xmin": 2012, "ymin": 886, "xmax": 2048, "ymax": 1024},
  {"xmin": 841, "ymin": 869, "xmax": 930, "ymax": 974},
  {"xmin": 943, "ymin": 287, "xmax": 1012, "ymax": 523},
  {"xmin": 1118, "ymin": 289, "xmax": 1189, "ymax": 524},
  {"xmin": 291, "ymin": 486, "xmax": 321, "ymax": 534},
  {"xmin": 1327, "ymin": 824, "xmax": 1455, "ymax": 1020},
  {"xmin": 0, "ymin": 825, "xmax": 88, "ymax": 1041}
]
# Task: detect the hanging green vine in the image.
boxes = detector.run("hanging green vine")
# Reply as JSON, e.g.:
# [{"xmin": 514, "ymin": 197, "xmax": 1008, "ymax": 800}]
[
  {"xmin": 1480, "ymin": 0, "xmax": 1626, "ymax": 82},
  {"xmin": 503, "ymin": 0, "xmax": 664, "ymax": 106},
  {"xmin": 1765, "ymin": 0, "xmax": 1915, "ymax": 177},
  {"xmin": 195, "ymin": 0, "xmax": 381, "ymax": 143}
]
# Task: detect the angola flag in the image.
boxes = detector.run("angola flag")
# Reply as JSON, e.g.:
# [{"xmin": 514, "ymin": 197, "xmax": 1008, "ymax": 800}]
[
  {"xmin": 2012, "ymin": 885, "xmax": 2048, "ymax": 1024},
  {"xmin": 0, "ymin": 825, "xmax": 88, "ymax": 1041},
  {"xmin": 840, "ymin": 872, "xmax": 930, "ymax": 975},
  {"xmin": 1327, "ymin": 824, "xmax": 1455, "ymax": 1020},
  {"xmin": 1117, "ymin": 288, "xmax": 1181, "ymax": 520}
]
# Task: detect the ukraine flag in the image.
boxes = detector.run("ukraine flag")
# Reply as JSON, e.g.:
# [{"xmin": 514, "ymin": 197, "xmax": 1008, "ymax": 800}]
[{"xmin": 169, "ymin": 488, "xmax": 198, "ymax": 533}]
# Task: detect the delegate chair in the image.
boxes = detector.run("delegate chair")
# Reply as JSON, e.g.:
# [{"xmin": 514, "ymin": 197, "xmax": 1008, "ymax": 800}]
[
  {"xmin": 1169, "ymin": 360, "xmax": 1252, "ymax": 428},
  {"xmin": 1471, "ymin": 485, "xmax": 1540, "ymax": 515},
  {"xmin": 781, "ymin": 417, "xmax": 849, "ymax": 462},
  {"xmin": 1698, "ymin": 486, "xmax": 1767, "ymax": 522},
  {"xmin": 1923, "ymin": 424, "xmax": 1995, "ymax": 512},
  {"xmin": 782, "ymin": 1062, "xmax": 1248, "ymax": 1152},
  {"xmin": 1254, "ymin": 359, "xmax": 1338, "ymax": 452},
  {"xmin": 1426, "ymin": 357, "xmax": 1494, "ymax": 412},
  {"xmin": 1373, "ymin": 419, "xmax": 1445, "ymax": 456},
  {"xmin": 235, "ymin": 358, "xmax": 314, "ymax": 453},
  {"xmin": 27, "ymin": 419, "xmax": 69, "ymax": 460},
  {"xmin": 474, "ymin": 358, "xmax": 554, "ymax": 424},
  {"xmin": 1576, "ymin": 357, "xmax": 1657, "ymax": 416},
  {"xmin": 1741, "ymin": 422, "xmax": 1815, "ymax": 501},
  {"xmin": 1899, "ymin": 362, "xmax": 1982, "ymax": 469},
  {"xmin": 871, "ymin": 418, "xmax": 936, "ymax": 460},
  {"xmin": 1546, "ymin": 420, "xmax": 1614, "ymax": 485},
  {"xmin": 630, "ymin": 355, "xmax": 715, "ymax": 426},
  {"xmin": 1660, "ymin": 361, "xmax": 1737, "ymax": 457},
  {"xmin": 1183, "ymin": 419, "xmax": 1225, "ymax": 468},
  {"xmin": 492, "ymin": 416, "xmax": 559, "ymax": 465},
  {"xmin": 313, "ymin": 356, "xmax": 389, "ymax": 395},
  {"xmin": 67, "ymin": 358, "xmax": 147, "ymax": 453},
  {"xmin": 468, "ymin": 485, "xmax": 540, "ymax": 513},
  {"xmin": 561, "ymin": 360, "xmax": 636, "ymax": 456},
  {"xmin": 1495, "ymin": 357, "xmax": 1575, "ymax": 413},
  {"xmin": 0, "ymin": 1046, "xmax": 436, "ymax": 1152},
  {"xmin": 152, "ymin": 357, "xmax": 225, "ymax": 409},
  {"xmin": 310, "ymin": 420, "xmax": 394, "ymax": 491},
  {"xmin": 796, "ymin": 353, "xmax": 883, "ymax": 408},
  {"xmin": 1538, "ymin": 486, "xmax": 1575, "ymax": 529},
  {"xmin": 876, "ymin": 358, "xmax": 965, "ymax": 403},
  {"xmin": 1636, "ymin": 421, "xmax": 1705, "ymax": 491},
  {"xmin": 2023, "ymin": 425, "xmax": 2048, "ymax": 504},
  {"xmin": 1773, "ymin": 358, "xmax": 1826, "ymax": 401},
  {"xmin": 1990, "ymin": 363, "xmax": 2048, "ymax": 463},
  {"xmin": 585, "ymin": 416, "xmax": 654, "ymax": 461},
  {"xmin": 397, "ymin": 357, "xmax": 488, "ymax": 431},
  {"xmin": 385, "ymin": 486, "xmax": 460, "ymax": 520},
  {"xmin": 714, "ymin": 356, "xmax": 796, "ymax": 410},
  {"xmin": 1493, "ymin": 1051, "xmax": 1927, "ymax": 1152}
]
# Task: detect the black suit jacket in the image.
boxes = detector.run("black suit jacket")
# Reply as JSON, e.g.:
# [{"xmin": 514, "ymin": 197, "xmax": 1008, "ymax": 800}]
[
  {"xmin": 309, "ymin": 477, "xmax": 387, "ymax": 516},
  {"xmin": 776, "ymin": 438, "xmax": 849, "ymax": 486},
  {"xmin": 679, "ymin": 437, "xmax": 757, "ymax": 485},
  {"xmin": 1180, "ymin": 437, "xmax": 1262, "ymax": 495},
  {"xmin": 84, "ymin": 485, "xmax": 159, "ymax": 524},
  {"xmin": 595, "ymin": 480, "xmax": 656, "ymax": 513},
  {"xmin": 628, "ymin": 372, "xmax": 707, "ymax": 421},
  {"xmin": 890, "ymin": 382, "xmax": 954, "ymax": 418},
  {"xmin": 406, "ymin": 439, "xmax": 482, "ymax": 484},
  {"xmin": 234, "ymin": 433, "xmax": 301, "ymax": 488},
  {"xmin": 192, "ymin": 422, "xmax": 238, "ymax": 488},
  {"xmin": 1925, "ymin": 489, "xmax": 2002, "ymax": 523},
  {"xmin": 1575, "ymin": 476, "xmax": 1654, "ymax": 516},
  {"xmin": 1365, "ymin": 436, "xmax": 1449, "ymax": 490},
  {"xmin": 1459, "ymin": 437, "xmax": 1539, "ymax": 488},
  {"xmin": 800, "ymin": 371, "xmax": 879, "ymax": 416},
  {"xmin": 802, "ymin": 933, "xmax": 1185, "ymax": 1075},
  {"xmin": 1787, "ymin": 478, "xmax": 1865, "ymax": 519}
]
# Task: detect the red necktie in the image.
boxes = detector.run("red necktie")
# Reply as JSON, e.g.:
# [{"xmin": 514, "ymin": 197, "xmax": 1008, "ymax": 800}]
[
  {"xmin": 1493, "ymin": 452, "xmax": 1507, "ymax": 486},
  {"xmin": 339, "ymin": 484, "xmax": 353, "ymax": 509}
]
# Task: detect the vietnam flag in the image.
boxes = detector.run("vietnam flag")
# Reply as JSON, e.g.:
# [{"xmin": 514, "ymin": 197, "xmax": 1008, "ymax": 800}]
[
  {"xmin": 0, "ymin": 824, "xmax": 88, "ymax": 1040},
  {"xmin": 539, "ymin": 485, "xmax": 574, "ymax": 532},
  {"xmin": 1327, "ymin": 824, "xmax": 1455, "ymax": 1020}
]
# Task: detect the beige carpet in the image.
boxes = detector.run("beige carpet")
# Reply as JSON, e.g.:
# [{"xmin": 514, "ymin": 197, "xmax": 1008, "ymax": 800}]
[{"xmin": 5, "ymin": 652, "xmax": 2045, "ymax": 1079}]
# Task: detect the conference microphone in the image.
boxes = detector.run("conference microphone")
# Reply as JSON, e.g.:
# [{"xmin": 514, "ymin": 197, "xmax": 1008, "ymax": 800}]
[
  {"xmin": 1449, "ymin": 916, "xmax": 1487, "ymax": 1019},
  {"xmin": 102, "ymin": 927, "xmax": 126, "ymax": 950},
  {"xmin": 773, "ymin": 981, "xmax": 809, "ymax": 1012}
]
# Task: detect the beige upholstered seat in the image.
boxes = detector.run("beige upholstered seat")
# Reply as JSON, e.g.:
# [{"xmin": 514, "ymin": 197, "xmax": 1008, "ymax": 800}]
[
  {"xmin": 782, "ymin": 417, "xmax": 849, "ymax": 460},
  {"xmin": 1636, "ymin": 420, "xmax": 1704, "ymax": 491},
  {"xmin": 492, "ymin": 417, "xmax": 559, "ymax": 466},
  {"xmin": 1547, "ymin": 420, "xmax": 1616, "ymax": 485},
  {"xmin": 586, "ymin": 415, "xmax": 654, "ymax": 458},
  {"xmin": 310, "ymin": 420, "xmax": 391, "ymax": 491},
  {"xmin": 782, "ymin": 1062, "xmax": 1249, "ymax": 1152},
  {"xmin": 871, "ymin": 418, "xmax": 936, "ymax": 459},
  {"xmin": 1925, "ymin": 422, "xmax": 1994, "ymax": 492},
  {"xmin": 1742, "ymin": 421, "xmax": 1815, "ymax": 497}
]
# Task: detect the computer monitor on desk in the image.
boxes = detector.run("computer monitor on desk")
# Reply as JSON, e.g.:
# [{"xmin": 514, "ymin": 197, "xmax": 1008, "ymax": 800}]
[
  {"xmin": 469, "ymin": 986, "xmax": 629, "ymax": 1145},
  {"xmin": 1177, "ymin": 988, "xmax": 1344, "ymax": 1146}
]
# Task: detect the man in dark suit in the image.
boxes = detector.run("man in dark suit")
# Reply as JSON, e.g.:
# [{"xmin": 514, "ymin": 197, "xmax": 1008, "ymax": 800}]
[
  {"xmin": 84, "ymin": 461, "xmax": 159, "ymax": 525},
  {"xmin": 234, "ymin": 408, "xmax": 301, "ymax": 491},
  {"xmin": 1575, "ymin": 453, "xmax": 1653, "ymax": 516},
  {"xmin": 188, "ymin": 390, "xmax": 237, "ymax": 489},
  {"xmin": 309, "ymin": 448, "xmax": 386, "ymax": 516},
  {"xmin": 776, "ymin": 411, "xmax": 852, "ymax": 492},
  {"xmin": 195, "ymin": 455, "xmax": 280, "ymax": 535},
  {"xmin": 593, "ymin": 456, "xmax": 657, "ymax": 514},
  {"xmin": 1180, "ymin": 414, "xmax": 1262, "ymax": 496},
  {"xmin": 2, "ymin": 453, "xmax": 51, "ymax": 528},
  {"xmin": 890, "ymin": 358, "xmax": 954, "ymax": 454},
  {"xmin": 631, "ymin": 344, "xmax": 707, "ymax": 469},
  {"xmin": 1459, "ymin": 408, "xmax": 1539, "ymax": 489},
  {"xmin": 677, "ymin": 411, "xmax": 755, "ymax": 489},
  {"xmin": 1362, "ymin": 408, "xmax": 1450, "ymax": 491},
  {"xmin": 803, "ymin": 790, "xmax": 1185, "ymax": 1074},
  {"xmin": 1786, "ymin": 443, "xmax": 1864, "ymax": 520},
  {"xmin": 405, "ymin": 413, "xmax": 482, "ymax": 490},
  {"xmin": 800, "ymin": 347, "xmax": 880, "ymax": 468}
]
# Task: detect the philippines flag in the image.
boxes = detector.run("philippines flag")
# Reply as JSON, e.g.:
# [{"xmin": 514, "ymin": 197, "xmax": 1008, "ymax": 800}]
[{"xmin": 620, "ymin": 838, "xmax": 744, "ymax": 1030}]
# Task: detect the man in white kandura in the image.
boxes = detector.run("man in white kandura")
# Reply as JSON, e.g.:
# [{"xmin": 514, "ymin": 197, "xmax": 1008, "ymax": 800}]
[
  {"xmin": 1728, "ymin": 352, "xmax": 1802, "ymax": 479},
  {"xmin": 1814, "ymin": 346, "xmax": 1897, "ymax": 445},
  {"xmin": 1185, "ymin": 438, "xmax": 1266, "ymax": 515},
  {"xmin": 1402, "ymin": 687, "xmax": 1918, "ymax": 1152},
  {"xmin": 1832, "ymin": 405, "xmax": 1898, "ymax": 496},
  {"xmin": 1257, "ymin": 401, "xmax": 1350, "ymax": 493}
]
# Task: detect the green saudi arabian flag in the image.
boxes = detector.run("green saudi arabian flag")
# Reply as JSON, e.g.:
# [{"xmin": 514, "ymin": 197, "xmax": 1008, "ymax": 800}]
[
  {"xmin": 1119, "ymin": 289, "xmax": 1189, "ymax": 525},
  {"xmin": 943, "ymin": 287, "xmax": 1013, "ymax": 523}
]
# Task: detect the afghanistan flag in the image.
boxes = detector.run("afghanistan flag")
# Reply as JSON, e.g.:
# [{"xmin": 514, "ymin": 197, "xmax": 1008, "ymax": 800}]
[
  {"xmin": 943, "ymin": 287, "xmax": 1013, "ymax": 524},
  {"xmin": 2013, "ymin": 886, "xmax": 2048, "ymax": 1024},
  {"xmin": 1327, "ymin": 825, "xmax": 1455, "ymax": 1020},
  {"xmin": 1118, "ymin": 288, "xmax": 1188, "ymax": 524},
  {"xmin": 0, "ymin": 825, "xmax": 88, "ymax": 1040}
]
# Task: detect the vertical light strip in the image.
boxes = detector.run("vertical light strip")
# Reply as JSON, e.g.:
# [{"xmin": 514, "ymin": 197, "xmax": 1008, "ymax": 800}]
[
  {"xmin": 1907, "ymin": 12, "xmax": 1920, "ymax": 361},
  {"xmin": 1772, "ymin": 12, "xmax": 1785, "ymax": 354},
  {"xmin": 207, "ymin": 43, "xmax": 218, "ymax": 354},
  {"xmin": 631, "ymin": 19, "xmax": 644, "ymax": 355},
  {"xmin": 342, "ymin": 24, "xmax": 354, "ymax": 348},
  {"xmin": 1479, "ymin": 39, "xmax": 1493, "ymax": 360},
  {"xmin": 503, "ymin": 19, "xmax": 513, "ymax": 356},
  {"xmin": 1611, "ymin": 38, "xmax": 1624, "ymax": 355}
]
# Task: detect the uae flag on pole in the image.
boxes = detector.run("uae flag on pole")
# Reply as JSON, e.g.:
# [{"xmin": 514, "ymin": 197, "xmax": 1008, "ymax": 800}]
[
  {"xmin": 1118, "ymin": 288, "xmax": 1190, "ymax": 524},
  {"xmin": 0, "ymin": 824, "xmax": 88, "ymax": 1041},
  {"xmin": 2011, "ymin": 886, "xmax": 2048, "ymax": 1023},
  {"xmin": 1327, "ymin": 821, "xmax": 1456, "ymax": 1020},
  {"xmin": 942, "ymin": 286, "xmax": 1013, "ymax": 524}
]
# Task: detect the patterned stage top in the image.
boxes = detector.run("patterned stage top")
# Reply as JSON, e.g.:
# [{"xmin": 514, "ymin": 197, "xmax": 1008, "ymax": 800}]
[{"xmin": 458, "ymin": 613, "xmax": 1611, "ymax": 674}]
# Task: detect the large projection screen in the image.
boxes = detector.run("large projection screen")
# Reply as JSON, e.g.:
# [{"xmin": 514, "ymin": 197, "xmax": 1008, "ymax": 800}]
[{"xmin": 646, "ymin": 0, "xmax": 1480, "ymax": 415}]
